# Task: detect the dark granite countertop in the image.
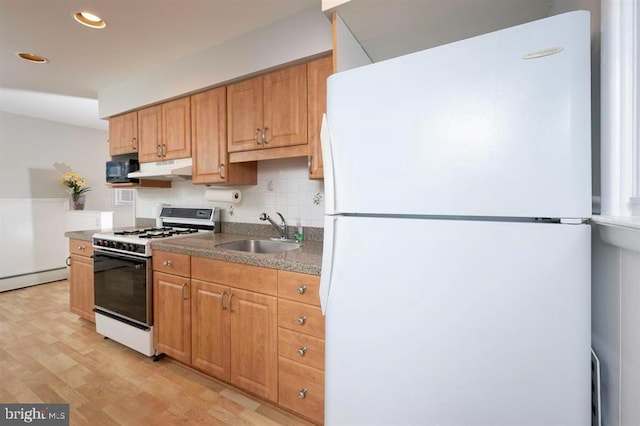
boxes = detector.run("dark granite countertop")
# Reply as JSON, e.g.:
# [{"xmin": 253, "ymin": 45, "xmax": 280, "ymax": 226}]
[
  {"xmin": 151, "ymin": 233, "xmax": 322, "ymax": 275},
  {"xmin": 64, "ymin": 229, "xmax": 323, "ymax": 275}
]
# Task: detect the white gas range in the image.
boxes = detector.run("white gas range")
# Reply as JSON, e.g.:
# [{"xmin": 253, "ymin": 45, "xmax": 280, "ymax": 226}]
[
  {"xmin": 91, "ymin": 206, "xmax": 219, "ymax": 358},
  {"xmin": 92, "ymin": 206, "xmax": 220, "ymax": 257}
]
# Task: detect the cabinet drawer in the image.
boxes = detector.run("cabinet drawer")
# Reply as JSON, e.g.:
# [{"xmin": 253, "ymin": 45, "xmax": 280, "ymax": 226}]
[
  {"xmin": 278, "ymin": 270, "xmax": 321, "ymax": 306},
  {"xmin": 278, "ymin": 328, "xmax": 324, "ymax": 371},
  {"xmin": 278, "ymin": 299, "xmax": 324, "ymax": 338},
  {"xmin": 69, "ymin": 239, "xmax": 93, "ymax": 257},
  {"xmin": 191, "ymin": 257, "xmax": 277, "ymax": 296},
  {"xmin": 153, "ymin": 251, "xmax": 190, "ymax": 277},
  {"xmin": 278, "ymin": 357, "xmax": 324, "ymax": 424}
]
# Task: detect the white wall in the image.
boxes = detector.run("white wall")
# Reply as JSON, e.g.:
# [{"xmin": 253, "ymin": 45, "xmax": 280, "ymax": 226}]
[
  {"xmin": 99, "ymin": 7, "xmax": 332, "ymax": 118},
  {"xmin": 592, "ymin": 223, "xmax": 640, "ymax": 426},
  {"xmin": 0, "ymin": 111, "xmax": 134, "ymax": 287},
  {"xmin": 0, "ymin": 111, "xmax": 111, "ymax": 205},
  {"xmin": 136, "ymin": 157, "xmax": 325, "ymax": 228}
]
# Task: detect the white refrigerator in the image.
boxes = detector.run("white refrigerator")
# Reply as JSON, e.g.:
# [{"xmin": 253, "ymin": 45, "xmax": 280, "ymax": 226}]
[{"xmin": 320, "ymin": 11, "xmax": 591, "ymax": 426}]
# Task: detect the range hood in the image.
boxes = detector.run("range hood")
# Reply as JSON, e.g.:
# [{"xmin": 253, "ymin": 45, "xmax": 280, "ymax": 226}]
[{"xmin": 128, "ymin": 158, "xmax": 192, "ymax": 180}]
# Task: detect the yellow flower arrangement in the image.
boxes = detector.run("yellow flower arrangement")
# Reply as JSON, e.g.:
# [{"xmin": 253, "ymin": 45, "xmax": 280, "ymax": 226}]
[{"xmin": 61, "ymin": 171, "xmax": 91, "ymax": 199}]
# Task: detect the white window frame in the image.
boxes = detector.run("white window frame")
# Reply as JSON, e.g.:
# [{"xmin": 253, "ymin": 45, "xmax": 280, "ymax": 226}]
[{"xmin": 600, "ymin": 0, "xmax": 639, "ymax": 217}]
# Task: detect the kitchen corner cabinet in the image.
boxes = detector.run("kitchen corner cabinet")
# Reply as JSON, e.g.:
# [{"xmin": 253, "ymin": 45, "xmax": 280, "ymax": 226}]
[
  {"xmin": 138, "ymin": 97, "xmax": 192, "ymax": 163},
  {"xmin": 68, "ymin": 239, "xmax": 95, "ymax": 322},
  {"xmin": 227, "ymin": 63, "xmax": 307, "ymax": 160},
  {"xmin": 307, "ymin": 55, "xmax": 332, "ymax": 180},
  {"xmin": 191, "ymin": 87, "xmax": 257, "ymax": 185},
  {"xmin": 108, "ymin": 111, "xmax": 138, "ymax": 156}
]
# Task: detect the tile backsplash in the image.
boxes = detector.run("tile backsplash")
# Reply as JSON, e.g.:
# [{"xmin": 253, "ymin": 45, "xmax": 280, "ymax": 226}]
[{"xmin": 136, "ymin": 157, "xmax": 325, "ymax": 227}]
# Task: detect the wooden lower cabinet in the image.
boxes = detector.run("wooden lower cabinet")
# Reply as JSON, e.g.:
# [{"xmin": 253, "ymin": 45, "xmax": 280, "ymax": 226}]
[
  {"xmin": 229, "ymin": 288, "xmax": 278, "ymax": 402},
  {"xmin": 279, "ymin": 357, "xmax": 325, "ymax": 424},
  {"xmin": 68, "ymin": 239, "xmax": 94, "ymax": 322},
  {"xmin": 277, "ymin": 270, "xmax": 325, "ymax": 424},
  {"xmin": 153, "ymin": 271, "xmax": 191, "ymax": 364},
  {"xmin": 191, "ymin": 279, "xmax": 231, "ymax": 381},
  {"xmin": 153, "ymin": 252, "xmax": 322, "ymax": 423}
]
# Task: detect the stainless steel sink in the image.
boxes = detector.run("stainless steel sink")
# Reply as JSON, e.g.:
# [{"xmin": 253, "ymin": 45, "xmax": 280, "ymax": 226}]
[{"xmin": 216, "ymin": 239, "xmax": 300, "ymax": 254}]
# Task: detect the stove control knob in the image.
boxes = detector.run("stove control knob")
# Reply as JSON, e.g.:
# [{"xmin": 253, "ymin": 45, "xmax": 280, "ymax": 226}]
[{"xmin": 111, "ymin": 241, "xmax": 118, "ymax": 248}]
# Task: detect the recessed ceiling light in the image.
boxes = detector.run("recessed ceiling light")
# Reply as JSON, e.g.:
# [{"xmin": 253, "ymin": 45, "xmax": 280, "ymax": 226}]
[
  {"xmin": 73, "ymin": 11, "xmax": 107, "ymax": 29},
  {"xmin": 16, "ymin": 52, "xmax": 49, "ymax": 63}
]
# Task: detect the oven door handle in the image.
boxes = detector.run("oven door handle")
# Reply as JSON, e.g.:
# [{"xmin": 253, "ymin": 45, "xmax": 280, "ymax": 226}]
[{"xmin": 94, "ymin": 248, "xmax": 149, "ymax": 262}]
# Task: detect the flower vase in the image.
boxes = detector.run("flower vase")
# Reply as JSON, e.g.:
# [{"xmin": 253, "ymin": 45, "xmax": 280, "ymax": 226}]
[{"xmin": 71, "ymin": 194, "xmax": 86, "ymax": 210}]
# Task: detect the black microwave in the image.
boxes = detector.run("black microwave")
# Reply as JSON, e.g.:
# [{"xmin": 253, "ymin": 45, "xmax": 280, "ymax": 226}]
[{"xmin": 106, "ymin": 159, "xmax": 139, "ymax": 183}]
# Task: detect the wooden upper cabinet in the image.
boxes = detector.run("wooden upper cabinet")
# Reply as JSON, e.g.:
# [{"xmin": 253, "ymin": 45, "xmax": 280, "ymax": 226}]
[
  {"xmin": 162, "ymin": 97, "xmax": 191, "ymax": 160},
  {"xmin": 227, "ymin": 63, "xmax": 307, "ymax": 154},
  {"xmin": 108, "ymin": 111, "xmax": 138, "ymax": 156},
  {"xmin": 191, "ymin": 87, "xmax": 258, "ymax": 185},
  {"xmin": 138, "ymin": 97, "xmax": 191, "ymax": 163},
  {"xmin": 262, "ymin": 63, "xmax": 307, "ymax": 149},
  {"xmin": 307, "ymin": 55, "xmax": 332, "ymax": 179},
  {"xmin": 138, "ymin": 105, "xmax": 162, "ymax": 163},
  {"xmin": 227, "ymin": 77, "xmax": 263, "ymax": 153}
]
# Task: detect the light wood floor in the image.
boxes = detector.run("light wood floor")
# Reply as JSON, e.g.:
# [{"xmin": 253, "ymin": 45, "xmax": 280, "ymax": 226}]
[{"xmin": 0, "ymin": 280, "xmax": 314, "ymax": 425}]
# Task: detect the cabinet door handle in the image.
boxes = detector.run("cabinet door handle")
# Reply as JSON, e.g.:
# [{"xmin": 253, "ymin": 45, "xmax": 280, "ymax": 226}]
[
  {"xmin": 262, "ymin": 127, "xmax": 268, "ymax": 144},
  {"xmin": 181, "ymin": 283, "xmax": 188, "ymax": 300},
  {"xmin": 297, "ymin": 346, "xmax": 307, "ymax": 357},
  {"xmin": 297, "ymin": 315, "xmax": 307, "ymax": 326},
  {"xmin": 297, "ymin": 285, "xmax": 307, "ymax": 295},
  {"xmin": 65, "ymin": 256, "xmax": 71, "ymax": 267},
  {"xmin": 308, "ymin": 155, "xmax": 313, "ymax": 174},
  {"xmin": 162, "ymin": 144, "xmax": 167, "ymax": 157},
  {"xmin": 229, "ymin": 293, "xmax": 235, "ymax": 313},
  {"xmin": 297, "ymin": 388, "xmax": 308, "ymax": 399},
  {"xmin": 255, "ymin": 128, "xmax": 261, "ymax": 145},
  {"xmin": 162, "ymin": 260, "xmax": 172, "ymax": 267},
  {"xmin": 132, "ymin": 137, "xmax": 137, "ymax": 150},
  {"xmin": 156, "ymin": 144, "xmax": 162, "ymax": 157},
  {"xmin": 221, "ymin": 291, "xmax": 228, "ymax": 310},
  {"xmin": 219, "ymin": 163, "xmax": 225, "ymax": 179}
]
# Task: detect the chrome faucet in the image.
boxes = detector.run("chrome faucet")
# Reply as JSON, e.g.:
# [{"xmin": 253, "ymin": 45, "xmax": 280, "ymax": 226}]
[{"xmin": 259, "ymin": 212, "xmax": 288, "ymax": 240}]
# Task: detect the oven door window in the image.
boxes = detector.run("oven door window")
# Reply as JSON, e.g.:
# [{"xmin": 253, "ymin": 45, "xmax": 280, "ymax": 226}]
[{"xmin": 94, "ymin": 251, "xmax": 151, "ymax": 325}]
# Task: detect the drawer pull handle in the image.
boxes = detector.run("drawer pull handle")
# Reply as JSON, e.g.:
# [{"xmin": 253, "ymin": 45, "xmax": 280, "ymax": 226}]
[
  {"xmin": 77, "ymin": 246, "xmax": 85, "ymax": 251},
  {"xmin": 296, "ymin": 285, "xmax": 307, "ymax": 295},
  {"xmin": 297, "ymin": 388, "xmax": 308, "ymax": 399},
  {"xmin": 297, "ymin": 315, "xmax": 307, "ymax": 326},
  {"xmin": 162, "ymin": 260, "xmax": 172, "ymax": 267},
  {"xmin": 297, "ymin": 346, "xmax": 307, "ymax": 357}
]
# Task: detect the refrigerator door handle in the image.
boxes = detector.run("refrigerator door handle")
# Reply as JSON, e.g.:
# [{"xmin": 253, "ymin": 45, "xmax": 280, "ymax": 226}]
[
  {"xmin": 320, "ymin": 114, "xmax": 336, "ymax": 214},
  {"xmin": 319, "ymin": 214, "xmax": 336, "ymax": 315}
]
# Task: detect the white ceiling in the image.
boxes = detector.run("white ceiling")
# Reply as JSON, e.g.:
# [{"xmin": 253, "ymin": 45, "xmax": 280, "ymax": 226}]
[
  {"xmin": 0, "ymin": 0, "xmax": 598, "ymax": 131},
  {"xmin": 0, "ymin": 0, "xmax": 319, "ymax": 99},
  {"xmin": 334, "ymin": 0, "xmax": 554, "ymax": 62}
]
